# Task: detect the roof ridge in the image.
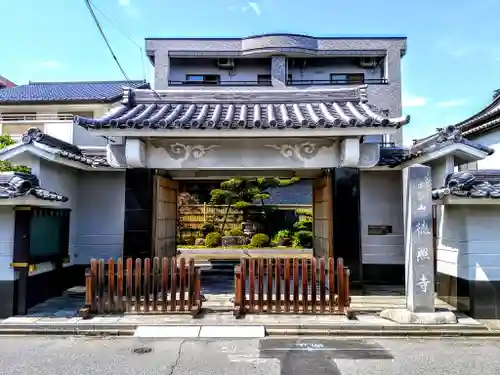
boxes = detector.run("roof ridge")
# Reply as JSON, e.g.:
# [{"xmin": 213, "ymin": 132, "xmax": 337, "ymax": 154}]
[{"xmin": 28, "ymin": 79, "xmax": 146, "ymax": 85}]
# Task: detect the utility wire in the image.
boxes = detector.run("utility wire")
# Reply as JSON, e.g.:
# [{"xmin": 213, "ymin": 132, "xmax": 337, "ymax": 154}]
[
  {"xmin": 88, "ymin": 0, "xmax": 147, "ymax": 82},
  {"xmin": 83, "ymin": 0, "xmax": 131, "ymax": 82}
]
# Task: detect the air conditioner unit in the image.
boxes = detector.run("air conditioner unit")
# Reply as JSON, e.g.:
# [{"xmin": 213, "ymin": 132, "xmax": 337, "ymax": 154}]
[
  {"xmin": 359, "ymin": 57, "xmax": 378, "ymax": 69},
  {"xmin": 217, "ymin": 58, "xmax": 235, "ymax": 69}
]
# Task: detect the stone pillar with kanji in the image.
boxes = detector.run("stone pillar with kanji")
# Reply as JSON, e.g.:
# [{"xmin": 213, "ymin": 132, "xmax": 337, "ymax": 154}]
[
  {"xmin": 380, "ymin": 164, "xmax": 457, "ymax": 324},
  {"xmin": 403, "ymin": 163, "xmax": 435, "ymax": 312}
]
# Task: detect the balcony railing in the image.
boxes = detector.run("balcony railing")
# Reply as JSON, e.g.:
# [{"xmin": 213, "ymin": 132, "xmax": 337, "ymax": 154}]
[
  {"xmin": 287, "ymin": 78, "xmax": 388, "ymax": 86},
  {"xmin": 0, "ymin": 113, "xmax": 74, "ymax": 122},
  {"xmin": 168, "ymin": 80, "xmax": 272, "ymax": 87}
]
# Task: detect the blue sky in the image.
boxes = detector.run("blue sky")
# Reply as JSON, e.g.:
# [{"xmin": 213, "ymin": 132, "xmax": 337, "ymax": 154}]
[{"xmin": 1, "ymin": 0, "xmax": 500, "ymax": 143}]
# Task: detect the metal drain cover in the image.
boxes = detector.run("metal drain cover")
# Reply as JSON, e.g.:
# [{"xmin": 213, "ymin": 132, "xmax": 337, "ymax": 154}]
[{"xmin": 132, "ymin": 347, "xmax": 153, "ymax": 354}]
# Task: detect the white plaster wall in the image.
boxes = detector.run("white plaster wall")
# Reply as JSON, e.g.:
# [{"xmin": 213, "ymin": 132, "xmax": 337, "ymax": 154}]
[
  {"xmin": 359, "ymin": 170, "xmax": 404, "ymax": 264},
  {"xmin": 471, "ymin": 131, "xmax": 500, "ymax": 169},
  {"xmin": 72, "ymin": 171, "xmax": 125, "ymax": 264},
  {"xmin": 72, "ymin": 124, "xmax": 108, "ymax": 147},
  {"xmin": 436, "ymin": 205, "xmax": 500, "ymax": 281},
  {"xmin": 430, "ymin": 160, "xmax": 447, "ymax": 189},
  {"xmin": 426, "ymin": 155, "xmax": 455, "ymax": 189},
  {"xmin": 9, "ymin": 153, "xmax": 41, "ymax": 176},
  {"xmin": 0, "ymin": 207, "xmax": 15, "ymax": 281},
  {"xmin": 25, "ymin": 162, "xmax": 126, "ymax": 268}
]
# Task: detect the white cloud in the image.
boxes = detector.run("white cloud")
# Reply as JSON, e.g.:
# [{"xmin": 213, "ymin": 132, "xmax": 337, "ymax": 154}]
[
  {"xmin": 40, "ymin": 60, "xmax": 63, "ymax": 69},
  {"xmin": 230, "ymin": 2, "xmax": 261, "ymax": 15},
  {"xmin": 403, "ymin": 93, "xmax": 427, "ymax": 108},
  {"xmin": 118, "ymin": 0, "xmax": 131, "ymax": 6},
  {"xmin": 248, "ymin": 2, "xmax": 261, "ymax": 15},
  {"xmin": 436, "ymin": 99, "xmax": 467, "ymax": 108}
]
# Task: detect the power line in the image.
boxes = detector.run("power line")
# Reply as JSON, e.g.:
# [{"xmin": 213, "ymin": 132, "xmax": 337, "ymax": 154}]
[
  {"xmin": 87, "ymin": 0, "xmax": 147, "ymax": 81},
  {"xmin": 83, "ymin": 0, "xmax": 131, "ymax": 82}
]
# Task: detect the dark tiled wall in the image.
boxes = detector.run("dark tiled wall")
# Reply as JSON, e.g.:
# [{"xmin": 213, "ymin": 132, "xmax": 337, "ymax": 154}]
[
  {"xmin": 124, "ymin": 169, "xmax": 154, "ymax": 259},
  {"xmin": 333, "ymin": 168, "xmax": 362, "ymax": 283}
]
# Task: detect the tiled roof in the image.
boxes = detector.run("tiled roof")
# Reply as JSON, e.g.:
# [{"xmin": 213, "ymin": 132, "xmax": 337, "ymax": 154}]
[
  {"xmin": 0, "ymin": 172, "xmax": 68, "ymax": 201},
  {"xmin": 376, "ymin": 126, "xmax": 494, "ymax": 168},
  {"xmin": 416, "ymin": 92, "xmax": 500, "ymax": 143},
  {"xmin": 74, "ymin": 85, "xmax": 411, "ymax": 131},
  {"xmin": 433, "ymin": 170, "xmax": 500, "ymax": 200},
  {"xmin": 377, "ymin": 146, "xmax": 409, "ymax": 167},
  {"xmin": 0, "ymin": 80, "xmax": 149, "ymax": 104},
  {"xmin": 19, "ymin": 128, "xmax": 109, "ymax": 168}
]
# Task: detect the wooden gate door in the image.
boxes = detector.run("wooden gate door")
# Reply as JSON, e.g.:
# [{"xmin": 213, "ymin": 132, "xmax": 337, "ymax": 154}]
[
  {"xmin": 152, "ymin": 175, "xmax": 178, "ymax": 258},
  {"xmin": 312, "ymin": 170, "xmax": 334, "ymax": 258}
]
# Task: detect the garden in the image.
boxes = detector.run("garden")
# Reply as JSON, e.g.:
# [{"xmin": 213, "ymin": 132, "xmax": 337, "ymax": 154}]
[{"xmin": 177, "ymin": 176, "xmax": 314, "ymax": 250}]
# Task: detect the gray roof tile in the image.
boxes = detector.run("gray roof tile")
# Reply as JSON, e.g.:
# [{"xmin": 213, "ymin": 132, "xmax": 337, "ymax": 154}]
[
  {"xmin": 433, "ymin": 170, "xmax": 500, "ymax": 200},
  {"xmin": 12, "ymin": 128, "xmax": 109, "ymax": 168},
  {"xmin": 74, "ymin": 85, "xmax": 410, "ymax": 131},
  {"xmin": 0, "ymin": 80, "xmax": 149, "ymax": 104},
  {"xmin": 0, "ymin": 172, "xmax": 68, "ymax": 201}
]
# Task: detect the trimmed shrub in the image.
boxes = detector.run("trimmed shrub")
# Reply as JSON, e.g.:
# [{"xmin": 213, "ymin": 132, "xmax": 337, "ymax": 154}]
[
  {"xmin": 295, "ymin": 208, "xmax": 312, "ymax": 217},
  {"xmin": 250, "ymin": 233, "xmax": 270, "ymax": 248},
  {"xmin": 201, "ymin": 222, "xmax": 216, "ymax": 238},
  {"xmin": 227, "ymin": 228, "xmax": 244, "ymax": 237},
  {"xmin": 293, "ymin": 230, "xmax": 313, "ymax": 248},
  {"xmin": 205, "ymin": 232, "xmax": 222, "ymax": 248},
  {"xmin": 293, "ymin": 219, "xmax": 312, "ymax": 231}
]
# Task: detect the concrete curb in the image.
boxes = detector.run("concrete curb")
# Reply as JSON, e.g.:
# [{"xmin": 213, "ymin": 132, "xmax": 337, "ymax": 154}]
[
  {"xmin": 263, "ymin": 323, "xmax": 491, "ymax": 331},
  {"xmin": 265, "ymin": 328, "xmax": 500, "ymax": 337},
  {"xmin": 0, "ymin": 324, "xmax": 498, "ymax": 337}
]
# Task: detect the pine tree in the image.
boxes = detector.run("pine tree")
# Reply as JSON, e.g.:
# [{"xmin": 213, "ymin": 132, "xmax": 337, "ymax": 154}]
[{"xmin": 209, "ymin": 177, "xmax": 300, "ymax": 232}]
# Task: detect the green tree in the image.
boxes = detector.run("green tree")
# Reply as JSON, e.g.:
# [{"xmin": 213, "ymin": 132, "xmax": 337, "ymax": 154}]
[
  {"xmin": 209, "ymin": 177, "xmax": 300, "ymax": 232},
  {"xmin": 0, "ymin": 133, "xmax": 30, "ymax": 173}
]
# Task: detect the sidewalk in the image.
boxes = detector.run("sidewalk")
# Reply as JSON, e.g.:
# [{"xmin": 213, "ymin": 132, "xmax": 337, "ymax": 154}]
[
  {"xmin": 2, "ymin": 285, "xmax": 498, "ymax": 338},
  {"xmin": 0, "ymin": 310, "xmax": 496, "ymax": 337}
]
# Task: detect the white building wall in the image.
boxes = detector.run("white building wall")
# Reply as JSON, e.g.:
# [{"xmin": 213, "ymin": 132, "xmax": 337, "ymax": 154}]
[
  {"xmin": 471, "ymin": 130, "xmax": 500, "ymax": 169},
  {"xmin": 436, "ymin": 205, "xmax": 500, "ymax": 281},
  {"xmin": 0, "ymin": 207, "xmax": 15, "ymax": 282},
  {"xmin": 359, "ymin": 170, "xmax": 404, "ymax": 265},
  {"xmin": 73, "ymin": 171, "xmax": 125, "ymax": 264}
]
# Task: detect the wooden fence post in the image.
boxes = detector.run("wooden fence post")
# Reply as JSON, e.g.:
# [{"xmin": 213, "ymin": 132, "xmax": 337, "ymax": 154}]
[
  {"xmin": 234, "ymin": 264, "xmax": 242, "ymax": 318},
  {"xmin": 337, "ymin": 257, "xmax": 345, "ymax": 314}
]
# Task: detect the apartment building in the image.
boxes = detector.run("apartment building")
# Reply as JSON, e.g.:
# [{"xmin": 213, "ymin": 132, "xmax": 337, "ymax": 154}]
[{"xmin": 146, "ymin": 33, "xmax": 406, "ymax": 145}]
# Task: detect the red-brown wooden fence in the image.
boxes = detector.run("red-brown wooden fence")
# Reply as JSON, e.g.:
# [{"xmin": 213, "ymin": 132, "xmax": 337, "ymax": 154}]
[
  {"xmin": 233, "ymin": 257, "xmax": 350, "ymax": 317},
  {"xmin": 82, "ymin": 257, "xmax": 202, "ymax": 317}
]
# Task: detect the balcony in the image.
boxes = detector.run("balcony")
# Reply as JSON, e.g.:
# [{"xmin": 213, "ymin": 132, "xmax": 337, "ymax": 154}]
[
  {"xmin": 287, "ymin": 78, "xmax": 388, "ymax": 86},
  {"xmin": 0, "ymin": 113, "xmax": 76, "ymax": 143},
  {"xmin": 168, "ymin": 79, "xmax": 272, "ymax": 87}
]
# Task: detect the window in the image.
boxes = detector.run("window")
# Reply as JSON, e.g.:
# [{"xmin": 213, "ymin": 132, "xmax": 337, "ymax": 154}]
[
  {"xmin": 257, "ymin": 74, "xmax": 271, "ymax": 85},
  {"xmin": 185, "ymin": 74, "xmax": 220, "ymax": 85},
  {"xmin": 330, "ymin": 73, "xmax": 365, "ymax": 84}
]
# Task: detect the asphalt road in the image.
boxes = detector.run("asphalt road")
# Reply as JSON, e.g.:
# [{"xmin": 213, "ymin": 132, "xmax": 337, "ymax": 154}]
[{"xmin": 0, "ymin": 336, "xmax": 500, "ymax": 374}]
